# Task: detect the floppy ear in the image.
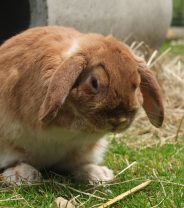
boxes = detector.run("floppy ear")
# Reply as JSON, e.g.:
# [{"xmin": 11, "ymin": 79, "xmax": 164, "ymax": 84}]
[
  {"xmin": 138, "ymin": 60, "xmax": 164, "ymax": 127},
  {"xmin": 39, "ymin": 55, "xmax": 87, "ymax": 123}
]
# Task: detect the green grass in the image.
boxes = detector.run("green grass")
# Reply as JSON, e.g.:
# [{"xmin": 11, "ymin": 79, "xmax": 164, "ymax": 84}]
[
  {"xmin": 172, "ymin": 0, "xmax": 184, "ymax": 26},
  {"xmin": 159, "ymin": 40, "xmax": 184, "ymax": 59},
  {"xmin": 0, "ymin": 136, "xmax": 184, "ymax": 208}
]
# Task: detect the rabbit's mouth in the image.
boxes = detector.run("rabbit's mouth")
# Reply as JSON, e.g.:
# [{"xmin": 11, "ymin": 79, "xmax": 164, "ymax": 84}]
[
  {"xmin": 93, "ymin": 106, "xmax": 138, "ymax": 132},
  {"xmin": 108, "ymin": 112, "xmax": 136, "ymax": 132},
  {"xmin": 110, "ymin": 117, "xmax": 133, "ymax": 132},
  {"xmin": 86, "ymin": 109, "xmax": 138, "ymax": 133}
]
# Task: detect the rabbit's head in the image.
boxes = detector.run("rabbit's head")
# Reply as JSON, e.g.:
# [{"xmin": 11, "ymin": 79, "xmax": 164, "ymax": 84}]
[{"xmin": 39, "ymin": 34, "xmax": 164, "ymax": 132}]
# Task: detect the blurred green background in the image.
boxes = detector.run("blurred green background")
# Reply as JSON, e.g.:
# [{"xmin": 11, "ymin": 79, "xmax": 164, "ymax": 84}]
[{"xmin": 172, "ymin": 0, "xmax": 184, "ymax": 26}]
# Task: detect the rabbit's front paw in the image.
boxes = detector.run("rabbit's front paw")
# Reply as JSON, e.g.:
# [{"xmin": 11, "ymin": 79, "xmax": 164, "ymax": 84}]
[
  {"xmin": 74, "ymin": 164, "xmax": 114, "ymax": 184},
  {"xmin": 2, "ymin": 163, "xmax": 41, "ymax": 185}
]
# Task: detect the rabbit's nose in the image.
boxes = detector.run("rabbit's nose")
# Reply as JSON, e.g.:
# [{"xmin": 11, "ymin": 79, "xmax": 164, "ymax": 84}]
[
  {"xmin": 112, "ymin": 123, "xmax": 120, "ymax": 130},
  {"xmin": 110, "ymin": 119, "xmax": 120, "ymax": 129},
  {"xmin": 110, "ymin": 118, "xmax": 127, "ymax": 131}
]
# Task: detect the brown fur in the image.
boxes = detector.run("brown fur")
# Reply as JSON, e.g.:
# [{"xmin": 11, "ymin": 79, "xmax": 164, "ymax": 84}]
[{"xmin": 0, "ymin": 26, "xmax": 164, "ymax": 184}]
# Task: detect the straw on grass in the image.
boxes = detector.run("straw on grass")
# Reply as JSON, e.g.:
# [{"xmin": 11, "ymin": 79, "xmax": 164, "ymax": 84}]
[{"xmin": 98, "ymin": 180, "xmax": 152, "ymax": 208}]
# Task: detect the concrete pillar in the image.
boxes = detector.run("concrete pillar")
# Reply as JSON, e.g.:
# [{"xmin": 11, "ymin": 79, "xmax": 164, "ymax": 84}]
[
  {"xmin": 29, "ymin": 0, "xmax": 47, "ymax": 27},
  {"xmin": 46, "ymin": 0, "xmax": 172, "ymax": 48},
  {"xmin": 0, "ymin": 0, "xmax": 172, "ymax": 48}
]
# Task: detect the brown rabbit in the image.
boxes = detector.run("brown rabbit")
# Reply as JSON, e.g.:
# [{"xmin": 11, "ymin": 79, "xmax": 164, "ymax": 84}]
[{"xmin": 0, "ymin": 26, "xmax": 164, "ymax": 184}]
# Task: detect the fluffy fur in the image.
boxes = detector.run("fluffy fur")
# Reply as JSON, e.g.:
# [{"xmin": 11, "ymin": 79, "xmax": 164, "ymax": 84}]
[{"xmin": 0, "ymin": 26, "xmax": 164, "ymax": 184}]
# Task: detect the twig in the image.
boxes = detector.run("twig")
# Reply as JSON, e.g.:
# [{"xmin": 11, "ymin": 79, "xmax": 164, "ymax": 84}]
[
  {"xmin": 147, "ymin": 50, "xmax": 158, "ymax": 66},
  {"xmin": 53, "ymin": 181, "xmax": 105, "ymax": 200},
  {"xmin": 67, "ymin": 186, "xmax": 105, "ymax": 200},
  {"xmin": 159, "ymin": 180, "xmax": 184, "ymax": 187},
  {"xmin": 152, "ymin": 169, "xmax": 166, "ymax": 197},
  {"xmin": 164, "ymin": 66, "xmax": 184, "ymax": 84},
  {"xmin": 86, "ymin": 177, "xmax": 145, "ymax": 192},
  {"xmin": 133, "ymin": 41, "xmax": 144, "ymax": 50},
  {"xmin": 98, "ymin": 180, "xmax": 152, "ymax": 208},
  {"xmin": 0, "ymin": 195, "xmax": 24, "ymax": 202},
  {"xmin": 114, "ymin": 161, "xmax": 137, "ymax": 178},
  {"xmin": 130, "ymin": 41, "xmax": 137, "ymax": 49},
  {"xmin": 151, "ymin": 198, "xmax": 165, "ymax": 208},
  {"xmin": 150, "ymin": 47, "xmax": 171, "ymax": 67}
]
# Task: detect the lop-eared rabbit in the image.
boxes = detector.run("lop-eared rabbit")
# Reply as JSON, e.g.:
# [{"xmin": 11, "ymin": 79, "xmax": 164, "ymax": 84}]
[{"xmin": 0, "ymin": 26, "xmax": 164, "ymax": 184}]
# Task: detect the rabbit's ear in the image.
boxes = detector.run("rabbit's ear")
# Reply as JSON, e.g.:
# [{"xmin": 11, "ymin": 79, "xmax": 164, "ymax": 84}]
[
  {"xmin": 138, "ymin": 60, "xmax": 164, "ymax": 127},
  {"xmin": 39, "ymin": 55, "xmax": 87, "ymax": 123}
]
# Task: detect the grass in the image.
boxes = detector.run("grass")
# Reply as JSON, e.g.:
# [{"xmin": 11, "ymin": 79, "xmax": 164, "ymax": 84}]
[
  {"xmin": 172, "ymin": 0, "xmax": 184, "ymax": 26},
  {"xmin": 0, "ymin": 136, "xmax": 184, "ymax": 207},
  {"xmin": 0, "ymin": 41, "xmax": 184, "ymax": 207},
  {"xmin": 158, "ymin": 40, "xmax": 184, "ymax": 60}
]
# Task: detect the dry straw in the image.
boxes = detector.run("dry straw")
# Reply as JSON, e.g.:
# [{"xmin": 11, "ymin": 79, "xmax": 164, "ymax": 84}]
[{"xmin": 117, "ymin": 41, "xmax": 184, "ymax": 148}]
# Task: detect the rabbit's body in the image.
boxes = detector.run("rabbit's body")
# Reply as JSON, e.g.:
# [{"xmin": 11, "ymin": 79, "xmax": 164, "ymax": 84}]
[
  {"xmin": 0, "ymin": 27, "xmax": 80, "ymax": 167},
  {"xmin": 0, "ymin": 121, "xmax": 105, "ymax": 169},
  {"xmin": 0, "ymin": 26, "xmax": 164, "ymax": 184}
]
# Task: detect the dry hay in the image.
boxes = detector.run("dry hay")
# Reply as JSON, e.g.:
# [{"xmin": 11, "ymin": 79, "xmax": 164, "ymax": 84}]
[{"xmin": 116, "ymin": 41, "xmax": 184, "ymax": 148}]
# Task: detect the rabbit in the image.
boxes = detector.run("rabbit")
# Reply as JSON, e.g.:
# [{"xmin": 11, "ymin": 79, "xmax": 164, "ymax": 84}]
[{"xmin": 0, "ymin": 26, "xmax": 164, "ymax": 185}]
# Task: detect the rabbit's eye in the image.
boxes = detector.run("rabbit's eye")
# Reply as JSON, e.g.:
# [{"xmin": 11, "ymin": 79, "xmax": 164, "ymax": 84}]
[{"xmin": 90, "ymin": 77, "xmax": 99, "ymax": 93}]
